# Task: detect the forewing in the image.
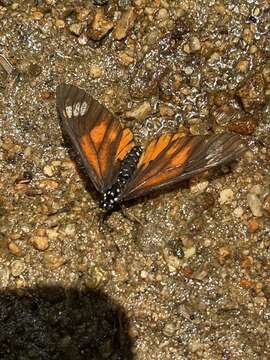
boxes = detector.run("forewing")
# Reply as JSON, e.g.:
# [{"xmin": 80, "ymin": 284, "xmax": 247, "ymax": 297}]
[
  {"xmin": 122, "ymin": 133, "xmax": 246, "ymax": 200},
  {"xmin": 56, "ymin": 84, "xmax": 135, "ymax": 192}
]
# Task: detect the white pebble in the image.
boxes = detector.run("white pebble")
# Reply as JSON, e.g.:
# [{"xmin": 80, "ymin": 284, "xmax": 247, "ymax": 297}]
[
  {"xmin": 247, "ymin": 193, "xmax": 263, "ymax": 217},
  {"xmin": 219, "ymin": 188, "xmax": 234, "ymax": 204},
  {"xmin": 233, "ymin": 207, "xmax": 244, "ymax": 218}
]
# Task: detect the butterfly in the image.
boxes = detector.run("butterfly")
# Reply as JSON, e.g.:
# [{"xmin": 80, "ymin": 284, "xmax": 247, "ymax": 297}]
[{"xmin": 56, "ymin": 84, "xmax": 246, "ymax": 212}]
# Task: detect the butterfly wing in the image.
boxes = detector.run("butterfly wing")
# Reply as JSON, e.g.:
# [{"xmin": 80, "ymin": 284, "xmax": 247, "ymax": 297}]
[
  {"xmin": 122, "ymin": 133, "xmax": 246, "ymax": 200},
  {"xmin": 56, "ymin": 84, "xmax": 135, "ymax": 192}
]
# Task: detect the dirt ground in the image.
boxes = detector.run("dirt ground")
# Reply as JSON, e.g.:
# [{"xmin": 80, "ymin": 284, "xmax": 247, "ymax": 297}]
[{"xmin": 0, "ymin": 1, "xmax": 270, "ymax": 359}]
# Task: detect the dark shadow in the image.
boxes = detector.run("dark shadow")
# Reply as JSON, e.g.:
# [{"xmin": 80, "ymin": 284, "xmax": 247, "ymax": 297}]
[{"xmin": 0, "ymin": 285, "xmax": 134, "ymax": 360}]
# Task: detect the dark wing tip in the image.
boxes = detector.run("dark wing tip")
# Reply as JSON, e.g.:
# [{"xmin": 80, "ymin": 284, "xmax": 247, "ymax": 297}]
[{"xmin": 204, "ymin": 133, "xmax": 247, "ymax": 168}]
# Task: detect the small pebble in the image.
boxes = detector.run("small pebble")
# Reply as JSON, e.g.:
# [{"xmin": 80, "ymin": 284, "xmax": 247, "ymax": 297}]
[
  {"xmin": 78, "ymin": 33, "xmax": 88, "ymax": 45},
  {"xmin": 31, "ymin": 235, "xmax": 49, "ymax": 251},
  {"xmin": 248, "ymin": 218, "xmax": 259, "ymax": 233},
  {"xmin": 31, "ymin": 11, "xmax": 43, "ymax": 20},
  {"xmin": 190, "ymin": 180, "xmax": 209, "ymax": 194},
  {"xmin": 233, "ymin": 207, "xmax": 244, "ymax": 218},
  {"xmin": 43, "ymin": 165, "xmax": 54, "ymax": 177},
  {"xmin": 157, "ymin": 8, "xmax": 169, "ymax": 20},
  {"xmin": 8, "ymin": 242, "xmax": 22, "ymax": 256},
  {"xmin": 113, "ymin": 7, "xmax": 136, "ymax": 40},
  {"xmin": 219, "ymin": 188, "xmax": 234, "ymax": 204},
  {"xmin": 89, "ymin": 8, "xmax": 114, "ymax": 41},
  {"xmin": 126, "ymin": 101, "xmax": 152, "ymax": 122},
  {"xmin": 69, "ymin": 23, "xmax": 83, "ymax": 36},
  {"xmin": 247, "ymin": 193, "xmax": 263, "ymax": 217},
  {"xmin": 188, "ymin": 36, "xmax": 201, "ymax": 53},
  {"xmin": 159, "ymin": 104, "xmax": 175, "ymax": 117},
  {"xmin": 43, "ymin": 252, "xmax": 65, "ymax": 269},
  {"xmin": 228, "ymin": 117, "xmax": 257, "ymax": 135},
  {"xmin": 219, "ymin": 247, "xmax": 231, "ymax": 264},
  {"xmin": 140, "ymin": 270, "xmax": 148, "ymax": 279},
  {"xmin": 89, "ymin": 64, "xmax": 104, "ymax": 78},
  {"xmin": 55, "ymin": 19, "xmax": 65, "ymax": 29},
  {"xmin": 237, "ymin": 73, "xmax": 266, "ymax": 112},
  {"xmin": 163, "ymin": 322, "xmax": 176, "ymax": 337},
  {"xmin": 11, "ymin": 260, "xmax": 26, "ymax": 277},
  {"xmin": 236, "ymin": 59, "xmax": 249, "ymax": 73}
]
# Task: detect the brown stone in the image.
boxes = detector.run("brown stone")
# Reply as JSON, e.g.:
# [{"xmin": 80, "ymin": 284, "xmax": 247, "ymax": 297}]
[
  {"xmin": 89, "ymin": 8, "xmax": 113, "ymax": 41},
  {"xmin": 237, "ymin": 73, "xmax": 266, "ymax": 112}
]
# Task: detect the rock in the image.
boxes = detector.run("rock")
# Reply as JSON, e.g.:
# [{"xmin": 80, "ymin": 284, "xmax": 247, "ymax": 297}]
[
  {"xmin": 186, "ymin": 35, "xmax": 201, "ymax": 53},
  {"xmin": 31, "ymin": 11, "xmax": 43, "ymax": 21},
  {"xmin": 89, "ymin": 8, "xmax": 113, "ymax": 41},
  {"xmin": 156, "ymin": 8, "xmax": 169, "ymax": 20},
  {"xmin": 228, "ymin": 116, "xmax": 257, "ymax": 135},
  {"xmin": 140, "ymin": 270, "xmax": 148, "ymax": 279},
  {"xmin": 237, "ymin": 73, "xmax": 266, "ymax": 112},
  {"xmin": 43, "ymin": 252, "xmax": 65, "ymax": 269},
  {"xmin": 159, "ymin": 104, "xmax": 175, "ymax": 117},
  {"xmin": 218, "ymin": 188, "xmax": 234, "ymax": 204},
  {"xmin": 233, "ymin": 206, "xmax": 244, "ymax": 218},
  {"xmin": 69, "ymin": 22, "xmax": 83, "ymax": 36},
  {"xmin": 117, "ymin": 51, "xmax": 134, "ymax": 66},
  {"xmin": 11, "ymin": 260, "xmax": 26, "ymax": 277},
  {"xmin": 31, "ymin": 235, "xmax": 49, "ymax": 251},
  {"xmin": 113, "ymin": 8, "xmax": 136, "ymax": 40},
  {"xmin": 190, "ymin": 179, "xmax": 209, "ymax": 194},
  {"xmin": 55, "ymin": 19, "xmax": 65, "ymax": 29},
  {"xmin": 43, "ymin": 165, "xmax": 54, "ymax": 177},
  {"xmin": 89, "ymin": 64, "xmax": 104, "ymax": 78},
  {"xmin": 8, "ymin": 242, "xmax": 22, "ymax": 256},
  {"xmin": 78, "ymin": 33, "xmax": 88, "ymax": 45},
  {"xmin": 248, "ymin": 218, "xmax": 259, "ymax": 233},
  {"xmin": 236, "ymin": 59, "xmax": 249, "ymax": 73},
  {"xmin": 163, "ymin": 322, "xmax": 176, "ymax": 337},
  {"xmin": 218, "ymin": 247, "xmax": 231, "ymax": 265},
  {"xmin": 126, "ymin": 101, "xmax": 151, "ymax": 122},
  {"xmin": 247, "ymin": 193, "xmax": 263, "ymax": 217}
]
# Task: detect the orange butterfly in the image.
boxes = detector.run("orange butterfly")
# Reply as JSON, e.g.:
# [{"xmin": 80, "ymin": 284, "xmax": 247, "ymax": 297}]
[{"xmin": 56, "ymin": 84, "xmax": 246, "ymax": 211}]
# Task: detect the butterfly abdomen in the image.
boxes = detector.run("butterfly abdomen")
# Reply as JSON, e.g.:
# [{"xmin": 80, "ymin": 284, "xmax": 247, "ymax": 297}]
[{"xmin": 99, "ymin": 146, "xmax": 143, "ymax": 211}]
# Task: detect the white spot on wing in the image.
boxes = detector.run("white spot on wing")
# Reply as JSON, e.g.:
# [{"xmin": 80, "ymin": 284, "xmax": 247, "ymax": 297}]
[
  {"xmin": 73, "ymin": 102, "xmax": 81, "ymax": 117},
  {"xmin": 80, "ymin": 101, "xmax": 88, "ymax": 116},
  {"xmin": 65, "ymin": 106, "xmax": 72, "ymax": 119}
]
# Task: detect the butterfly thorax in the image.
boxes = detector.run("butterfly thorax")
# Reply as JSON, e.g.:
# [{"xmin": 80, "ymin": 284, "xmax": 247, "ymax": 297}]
[{"xmin": 99, "ymin": 146, "xmax": 143, "ymax": 211}]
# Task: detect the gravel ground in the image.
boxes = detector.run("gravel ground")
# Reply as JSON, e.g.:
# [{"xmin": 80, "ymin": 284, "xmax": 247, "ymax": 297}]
[{"xmin": 0, "ymin": 1, "xmax": 270, "ymax": 359}]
